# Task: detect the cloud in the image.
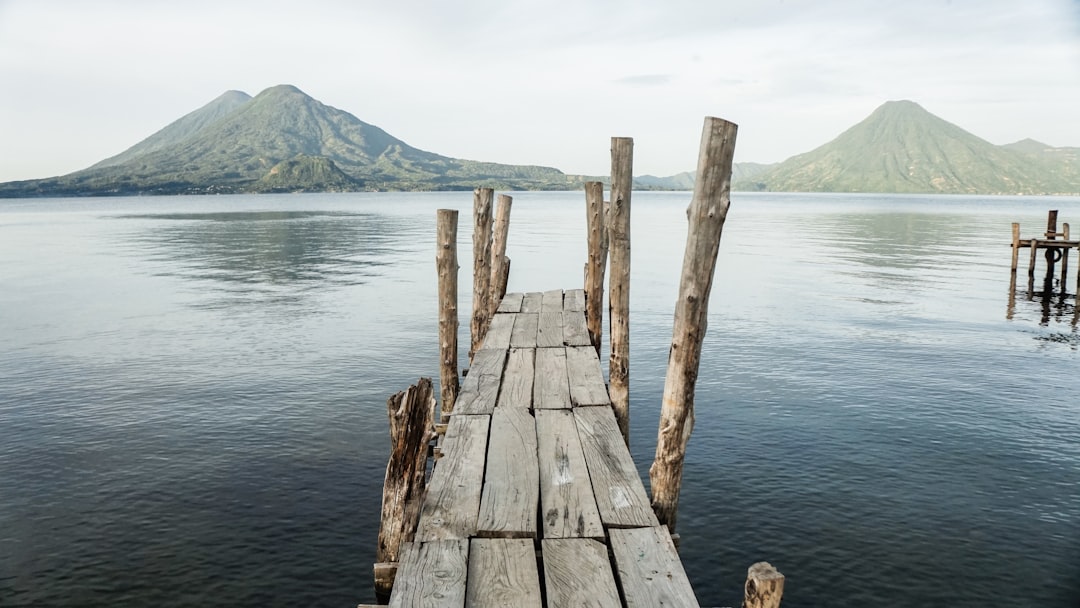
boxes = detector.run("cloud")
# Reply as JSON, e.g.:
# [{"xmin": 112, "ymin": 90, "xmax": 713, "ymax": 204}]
[{"xmin": 613, "ymin": 74, "xmax": 672, "ymax": 87}]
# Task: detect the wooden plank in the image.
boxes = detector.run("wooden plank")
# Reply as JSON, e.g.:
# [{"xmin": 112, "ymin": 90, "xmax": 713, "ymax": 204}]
[
  {"xmin": 565, "ymin": 346, "xmax": 610, "ymax": 407},
  {"xmin": 455, "ymin": 349, "xmax": 507, "ymax": 415},
  {"xmin": 477, "ymin": 409, "xmax": 539, "ymax": 538},
  {"xmin": 541, "ymin": 289, "xmax": 564, "ymax": 312},
  {"xmin": 497, "ymin": 348, "xmax": 534, "ymax": 409},
  {"xmin": 535, "ymin": 409, "xmax": 604, "ymax": 539},
  {"xmin": 521, "ymin": 292, "xmax": 544, "ymax": 313},
  {"xmin": 609, "ymin": 526, "xmax": 699, "ymax": 608},
  {"xmin": 533, "ymin": 347, "xmax": 571, "ymax": 409},
  {"xmin": 388, "ymin": 539, "xmax": 468, "ymax": 608},
  {"xmin": 479, "ymin": 313, "xmax": 514, "ymax": 351},
  {"xmin": 510, "ymin": 313, "xmax": 539, "ymax": 348},
  {"xmin": 541, "ymin": 538, "xmax": 622, "ymax": 608},
  {"xmin": 415, "ymin": 415, "xmax": 490, "ymax": 541},
  {"xmin": 497, "ymin": 292, "xmax": 524, "ymax": 313},
  {"xmin": 563, "ymin": 288, "xmax": 586, "ymax": 312},
  {"xmin": 575, "ymin": 406, "xmax": 659, "ymax": 528},
  {"xmin": 466, "ymin": 539, "xmax": 542, "ymax": 607},
  {"xmin": 562, "ymin": 311, "xmax": 591, "ymax": 347},
  {"xmin": 537, "ymin": 312, "xmax": 565, "ymax": 348}
]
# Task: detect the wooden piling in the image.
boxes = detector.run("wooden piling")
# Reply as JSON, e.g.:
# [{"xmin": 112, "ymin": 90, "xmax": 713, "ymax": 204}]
[
  {"xmin": 375, "ymin": 378, "xmax": 437, "ymax": 603},
  {"xmin": 1044, "ymin": 210, "xmax": 1059, "ymax": 293},
  {"xmin": 1010, "ymin": 222, "xmax": 1020, "ymax": 293},
  {"xmin": 743, "ymin": 562, "xmax": 785, "ymax": 608},
  {"xmin": 489, "ymin": 194, "xmax": 513, "ymax": 317},
  {"xmin": 471, "ymin": 188, "xmax": 495, "ymax": 361},
  {"xmin": 584, "ymin": 181, "xmax": 608, "ymax": 355},
  {"xmin": 649, "ymin": 116, "xmax": 738, "ymax": 531},
  {"xmin": 608, "ymin": 138, "xmax": 633, "ymax": 445},
  {"xmin": 437, "ymin": 209, "xmax": 460, "ymax": 419}
]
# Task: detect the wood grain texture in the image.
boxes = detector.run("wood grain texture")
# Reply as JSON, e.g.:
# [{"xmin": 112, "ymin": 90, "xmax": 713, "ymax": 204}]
[
  {"xmin": 563, "ymin": 288, "xmax": 586, "ymax": 312},
  {"xmin": 436, "ymin": 209, "xmax": 460, "ymax": 417},
  {"xmin": 470, "ymin": 188, "xmax": 494, "ymax": 360},
  {"xmin": 541, "ymin": 538, "xmax": 622, "ymax": 608},
  {"xmin": 609, "ymin": 526, "xmax": 699, "ymax": 608},
  {"xmin": 465, "ymin": 539, "xmax": 542, "ymax": 607},
  {"xmin": 562, "ymin": 312, "xmax": 592, "ymax": 347},
  {"xmin": 533, "ymin": 347, "xmax": 571, "ymax": 409},
  {"xmin": 454, "ymin": 349, "xmax": 507, "ymax": 415},
  {"xmin": 388, "ymin": 539, "xmax": 468, "ymax": 608},
  {"xmin": 510, "ymin": 313, "xmax": 539, "ymax": 348},
  {"xmin": 521, "ymin": 292, "xmax": 544, "ymax": 313},
  {"xmin": 497, "ymin": 292, "xmax": 524, "ymax": 313},
  {"xmin": 608, "ymin": 137, "xmax": 633, "ymax": 445},
  {"xmin": 537, "ymin": 312, "xmax": 566, "ymax": 348},
  {"xmin": 575, "ymin": 406, "xmax": 658, "ymax": 528},
  {"xmin": 477, "ymin": 408, "xmax": 538, "ymax": 538},
  {"xmin": 565, "ymin": 346, "xmax": 610, "ymax": 407},
  {"xmin": 744, "ymin": 561, "xmax": 785, "ymax": 608},
  {"xmin": 488, "ymin": 194, "xmax": 513, "ymax": 317},
  {"xmin": 480, "ymin": 313, "xmax": 514, "ymax": 351},
  {"xmin": 497, "ymin": 347, "xmax": 534, "ymax": 409},
  {"xmin": 541, "ymin": 289, "xmax": 565, "ymax": 312},
  {"xmin": 585, "ymin": 181, "xmax": 609, "ymax": 355},
  {"xmin": 415, "ymin": 415, "xmax": 490, "ymax": 541},
  {"xmin": 535, "ymin": 409, "xmax": 604, "ymax": 539}
]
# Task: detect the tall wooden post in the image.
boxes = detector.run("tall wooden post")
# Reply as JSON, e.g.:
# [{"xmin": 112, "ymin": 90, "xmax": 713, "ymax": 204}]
[
  {"xmin": 471, "ymin": 188, "xmax": 494, "ymax": 360},
  {"xmin": 374, "ymin": 378, "xmax": 436, "ymax": 602},
  {"xmin": 649, "ymin": 116, "xmax": 737, "ymax": 531},
  {"xmin": 608, "ymin": 138, "xmax": 633, "ymax": 445},
  {"xmin": 436, "ymin": 209, "xmax": 460, "ymax": 419},
  {"xmin": 1009, "ymin": 222, "xmax": 1020, "ymax": 294},
  {"xmin": 489, "ymin": 194, "xmax": 513, "ymax": 316},
  {"xmin": 585, "ymin": 181, "xmax": 608, "ymax": 355},
  {"xmin": 1044, "ymin": 210, "xmax": 1059, "ymax": 293},
  {"xmin": 1061, "ymin": 223, "xmax": 1070, "ymax": 295},
  {"xmin": 743, "ymin": 562, "xmax": 785, "ymax": 608}
]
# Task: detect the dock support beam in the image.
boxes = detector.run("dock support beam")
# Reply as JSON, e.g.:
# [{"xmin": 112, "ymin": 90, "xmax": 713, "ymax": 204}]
[
  {"xmin": 585, "ymin": 181, "xmax": 608, "ymax": 356},
  {"xmin": 608, "ymin": 138, "xmax": 633, "ymax": 445},
  {"xmin": 437, "ymin": 209, "xmax": 460, "ymax": 419},
  {"xmin": 489, "ymin": 194, "xmax": 513, "ymax": 317},
  {"xmin": 650, "ymin": 116, "xmax": 738, "ymax": 532},
  {"xmin": 1044, "ymin": 210, "xmax": 1059, "ymax": 294},
  {"xmin": 744, "ymin": 561, "xmax": 785, "ymax": 608},
  {"xmin": 470, "ymin": 188, "xmax": 494, "ymax": 361}
]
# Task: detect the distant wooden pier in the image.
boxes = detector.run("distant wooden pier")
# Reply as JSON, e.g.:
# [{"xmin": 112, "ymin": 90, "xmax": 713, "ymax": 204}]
[{"xmin": 1010, "ymin": 209, "xmax": 1080, "ymax": 296}]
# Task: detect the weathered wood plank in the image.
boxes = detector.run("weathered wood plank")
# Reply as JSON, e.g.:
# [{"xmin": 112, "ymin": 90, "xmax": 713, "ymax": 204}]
[
  {"xmin": 479, "ymin": 313, "xmax": 514, "ymax": 351},
  {"xmin": 535, "ymin": 409, "xmax": 604, "ymax": 539},
  {"xmin": 563, "ymin": 288, "xmax": 586, "ymax": 312},
  {"xmin": 497, "ymin": 292, "xmax": 524, "ymax": 314},
  {"xmin": 477, "ymin": 409, "xmax": 538, "ymax": 538},
  {"xmin": 575, "ymin": 406, "xmax": 658, "ymax": 528},
  {"xmin": 497, "ymin": 348, "xmax": 534, "ymax": 409},
  {"xmin": 565, "ymin": 346, "xmax": 610, "ymax": 407},
  {"xmin": 465, "ymin": 539, "xmax": 542, "ymax": 607},
  {"xmin": 537, "ymin": 312, "xmax": 565, "ymax": 348},
  {"xmin": 609, "ymin": 526, "xmax": 699, "ymax": 608},
  {"xmin": 510, "ymin": 313, "xmax": 539, "ymax": 348},
  {"xmin": 562, "ymin": 311, "xmax": 592, "ymax": 347},
  {"xmin": 521, "ymin": 292, "xmax": 544, "ymax": 313},
  {"xmin": 533, "ymin": 347, "xmax": 571, "ymax": 409},
  {"xmin": 541, "ymin": 288, "xmax": 564, "ymax": 312},
  {"xmin": 415, "ymin": 415, "xmax": 490, "ymax": 541},
  {"xmin": 541, "ymin": 538, "xmax": 622, "ymax": 608},
  {"xmin": 388, "ymin": 539, "xmax": 468, "ymax": 608},
  {"xmin": 455, "ymin": 349, "xmax": 507, "ymax": 415}
]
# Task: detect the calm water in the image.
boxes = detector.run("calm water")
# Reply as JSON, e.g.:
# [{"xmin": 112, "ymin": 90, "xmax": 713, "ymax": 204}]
[{"xmin": 1, "ymin": 192, "xmax": 1078, "ymax": 607}]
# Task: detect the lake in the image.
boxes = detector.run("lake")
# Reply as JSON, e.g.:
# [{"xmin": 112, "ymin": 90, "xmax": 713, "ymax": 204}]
[{"xmin": 1, "ymin": 191, "xmax": 1078, "ymax": 607}]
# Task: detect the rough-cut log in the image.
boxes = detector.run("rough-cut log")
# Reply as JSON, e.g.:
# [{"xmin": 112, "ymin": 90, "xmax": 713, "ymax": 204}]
[
  {"xmin": 608, "ymin": 137, "xmax": 633, "ymax": 445},
  {"xmin": 1044, "ymin": 209, "xmax": 1058, "ymax": 293},
  {"xmin": 1009, "ymin": 222, "xmax": 1020, "ymax": 293},
  {"xmin": 374, "ymin": 378, "xmax": 437, "ymax": 602},
  {"xmin": 489, "ymin": 194, "xmax": 513, "ymax": 317},
  {"xmin": 436, "ymin": 209, "xmax": 460, "ymax": 419},
  {"xmin": 584, "ymin": 181, "xmax": 608, "ymax": 356},
  {"xmin": 650, "ymin": 116, "xmax": 737, "ymax": 531},
  {"xmin": 743, "ymin": 561, "xmax": 785, "ymax": 608},
  {"xmin": 471, "ymin": 187, "xmax": 495, "ymax": 361}
]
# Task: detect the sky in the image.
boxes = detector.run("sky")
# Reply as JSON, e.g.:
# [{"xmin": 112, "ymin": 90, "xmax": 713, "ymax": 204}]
[{"xmin": 1, "ymin": 0, "xmax": 1078, "ymax": 182}]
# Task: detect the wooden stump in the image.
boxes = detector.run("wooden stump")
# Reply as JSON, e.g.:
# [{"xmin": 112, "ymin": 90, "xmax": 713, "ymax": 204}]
[
  {"xmin": 471, "ymin": 188, "xmax": 494, "ymax": 361},
  {"xmin": 608, "ymin": 138, "xmax": 633, "ymax": 445},
  {"xmin": 584, "ymin": 181, "xmax": 608, "ymax": 356},
  {"xmin": 436, "ymin": 209, "xmax": 460, "ymax": 419},
  {"xmin": 743, "ymin": 561, "xmax": 785, "ymax": 608}
]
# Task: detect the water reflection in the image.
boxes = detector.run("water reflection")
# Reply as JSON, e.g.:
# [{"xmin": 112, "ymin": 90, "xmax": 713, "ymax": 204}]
[{"xmin": 118, "ymin": 211, "xmax": 414, "ymax": 308}]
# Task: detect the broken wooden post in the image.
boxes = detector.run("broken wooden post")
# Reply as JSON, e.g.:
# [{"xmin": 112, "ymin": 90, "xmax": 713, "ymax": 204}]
[
  {"xmin": 436, "ymin": 209, "xmax": 460, "ymax": 420},
  {"xmin": 649, "ymin": 116, "xmax": 737, "ymax": 531},
  {"xmin": 743, "ymin": 562, "xmax": 785, "ymax": 608},
  {"xmin": 584, "ymin": 181, "xmax": 608, "ymax": 355},
  {"xmin": 608, "ymin": 138, "xmax": 633, "ymax": 445},
  {"xmin": 374, "ymin": 378, "xmax": 437, "ymax": 603},
  {"xmin": 470, "ymin": 187, "xmax": 494, "ymax": 361},
  {"xmin": 489, "ymin": 194, "xmax": 513, "ymax": 316}
]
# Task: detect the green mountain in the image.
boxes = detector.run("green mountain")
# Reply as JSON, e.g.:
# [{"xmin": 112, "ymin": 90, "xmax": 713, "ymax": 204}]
[
  {"xmin": 637, "ymin": 163, "xmax": 775, "ymax": 190},
  {"xmin": 0, "ymin": 85, "xmax": 581, "ymax": 196},
  {"xmin": 734, "ymin": 100, "xmax": 1079, "ymax": 195}
]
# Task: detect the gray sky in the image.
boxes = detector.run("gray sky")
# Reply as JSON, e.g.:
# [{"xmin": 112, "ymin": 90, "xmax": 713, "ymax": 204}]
[{"xmin": 1, "ymin": 0, "xmax": 1078, "ymax": 182}]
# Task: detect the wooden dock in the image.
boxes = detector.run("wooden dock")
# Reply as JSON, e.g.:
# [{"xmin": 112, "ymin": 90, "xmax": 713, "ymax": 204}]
[{"xmin": 386, "ymin": 288, "xmax": 698, "ymax": 607}]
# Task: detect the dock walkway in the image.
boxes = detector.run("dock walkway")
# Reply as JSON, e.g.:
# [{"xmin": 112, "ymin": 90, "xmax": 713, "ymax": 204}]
[{"xmin": 387, "ymin": 288, "xmax": 700, "ymax": 607}]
